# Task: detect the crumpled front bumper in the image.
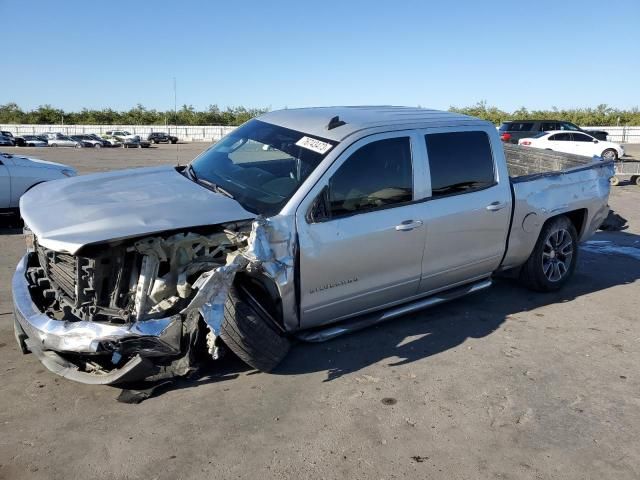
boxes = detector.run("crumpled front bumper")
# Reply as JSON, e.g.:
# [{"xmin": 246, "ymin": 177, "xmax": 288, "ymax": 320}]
[{"xmin": 12, "ymin": 254, "xmax": 183, "ymax": 385}]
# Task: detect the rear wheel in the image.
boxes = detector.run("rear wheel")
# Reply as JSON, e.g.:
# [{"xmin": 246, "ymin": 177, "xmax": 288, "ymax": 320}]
[
  {"xmin": 94, "ymin": 143, "xmax": 102, "ymax": 149},
  {"xmin": 602, "ymin": 149, "xmax": 618, "ymax": 161},
  {"xmin": 50, "ymin": 143, "xmax": 57, "ymax": 147},
  {"xmin": 520, "ymin": 215, "xmax": 578, "ymax": 292},
  {"xmin": 610, "ymin": 176, "xmax": 620, "ymax": 186},
  {"xmin": 220, "ymin": 284, "xmax": 291, "ymax": 372}
]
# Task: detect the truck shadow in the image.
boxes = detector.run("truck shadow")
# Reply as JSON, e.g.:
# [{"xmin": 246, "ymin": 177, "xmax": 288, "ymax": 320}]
[
  {"xmin": 151, "ymin": 230, "xmax": 640, "ymax": 399},
  {"xmin": 275, "ymin": 230, "xmax": 640, "ymax": 381}
]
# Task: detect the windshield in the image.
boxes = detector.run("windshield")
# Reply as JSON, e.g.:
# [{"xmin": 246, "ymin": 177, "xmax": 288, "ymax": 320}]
[{"xmin": 190, "ymin": 119, "xmax": 337, "ymax": 216}]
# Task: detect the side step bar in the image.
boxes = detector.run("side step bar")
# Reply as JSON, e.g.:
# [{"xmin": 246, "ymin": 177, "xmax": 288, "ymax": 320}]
[{"xmin": 296, "ymin": 278, "xmax": 492, "ymax": 343}]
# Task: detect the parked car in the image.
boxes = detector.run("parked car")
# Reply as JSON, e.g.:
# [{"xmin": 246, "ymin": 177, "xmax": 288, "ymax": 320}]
[
  {"xmin": 0, "ymin": 133, "xmax": 15, "ymax": 146},
  {"xmin": 147, "ymin": 132, "xmax": 178, "ymax": 144},
  {"xmin": 12, "ymin": 107, "xmax": 613, "ymax": 386},
  {"xmin": 70, "ymin": 134, "xmax": 110, "ymax": 148},
  {"xmin": 44, "ymin": 133, "xmax": 83, "ymax": 148},
  {"xmin": 103, "ymin": 130, "xmax": 141, "ymax": 147},
  {"xmin": 499, "ymin": 120, "xmax": 609, "ymax": 144},
  {"xmin": 0, "ymin": 152, "xmax": 76, "ymax": 215},
  {"xmin": 19, "ymin": 135, "xmax": 48, "ymax": 147},
  {"xmin": 518, "ymin": 131, "xmax": 624, "ymax": 161}
]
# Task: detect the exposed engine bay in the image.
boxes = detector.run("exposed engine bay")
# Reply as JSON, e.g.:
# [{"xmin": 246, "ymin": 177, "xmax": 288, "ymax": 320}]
[{"xmin": 17, "ymin": 216, "xmax": 295, "ymax": 384}]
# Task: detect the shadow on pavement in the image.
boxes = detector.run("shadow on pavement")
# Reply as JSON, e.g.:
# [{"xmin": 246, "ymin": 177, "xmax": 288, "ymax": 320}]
[{"xmin": 125, "ymin": 230, "xmax": 640, "ymax": 401}]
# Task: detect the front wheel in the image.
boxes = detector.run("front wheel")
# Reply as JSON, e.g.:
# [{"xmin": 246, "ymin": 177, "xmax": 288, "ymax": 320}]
[
  {"xmin": 610, "ymin": 176, "xmax": 620, "ymax": 186},
  {"xmin": 601, "ymin": 149, "xmax": 618, "ymax": 161},
  {"xmin": 94, "ymin": 143, "xmax": 102, "ymax": 149},
  {"xmin": 220, "ymin": 284, "xmax": 291, "ymax": 372},
  {"xmin": 50, "ymin": 143, "xmax": 57, "ymax": 147},
  {"xmin": 520, "ymin": 215, "xmax": 578, "ymax": 292}
]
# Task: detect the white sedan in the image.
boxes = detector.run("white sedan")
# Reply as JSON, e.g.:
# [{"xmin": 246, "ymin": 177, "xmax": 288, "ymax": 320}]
[
  {"xmin": 518, "ymin": 130, "xmax": 624, "ymax": 161},
  {"xmin": 0, "ymin": 152, "xmax": 77, "ymax": 214}
]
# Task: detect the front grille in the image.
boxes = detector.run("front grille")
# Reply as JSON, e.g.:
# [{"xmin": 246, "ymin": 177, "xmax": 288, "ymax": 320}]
[{"xmin": 37, "ymin": 245, "xmax": 78, "ymax": 302}]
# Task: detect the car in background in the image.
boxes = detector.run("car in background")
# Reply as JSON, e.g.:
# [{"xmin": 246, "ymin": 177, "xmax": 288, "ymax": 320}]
[
  {"xmin": 0, "ymin": 133, "xmax": 15, "ymax": 146},
  {"xmin": 44, "ymin": 133, "xmax": 83, "ymax": 148},
  {"xmin": 103, "ymin": 130, "xmax": 140, "ymax": 146},
  {"xmin": 19, "ymin": 135, "xmax": 48, "ymax": 147},
  {"xmin": 518, "ymin": 131, "xmax": 624, "ymax": 161},
  {"xmin": 499, "ymin": 120, "xmax": 609, "ymax": 144},
  {"xmin": 0, "ymin": 152, "xmax": 77, "ymax": 214},
  {"xmin": 147, "ymin": 132, "xmax": 178, "ymax": 144},
  {"xmin": 70, "ymin": 134, "xmax": 110, "ymax": 148}
]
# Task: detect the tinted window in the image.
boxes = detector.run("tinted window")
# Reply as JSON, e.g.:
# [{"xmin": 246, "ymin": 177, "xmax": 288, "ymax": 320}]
[
  {"xmin": 559, "ymin": 122, "xmax": 580, "ymax": 131},
  {"xmin": 549, "ymin": 133, "xmax": 572, "ymax": 141},
  {"xmin": 328, "ymin": 137, "xmax": 412, "ymax": 217},
  {"xmin": 573, "ymin": 133, "xmax": 593, "ymax": 142},
  {"xmin": 425, "ymin": 131, "xmax": 495, "ymax": 197},
  {"xmin": 505, "ymin": 122, "xmax": 534, "ymax": 132},
  {"xmin": 540, "ymin": 122, "xmax": 559, "ymax": 131}
]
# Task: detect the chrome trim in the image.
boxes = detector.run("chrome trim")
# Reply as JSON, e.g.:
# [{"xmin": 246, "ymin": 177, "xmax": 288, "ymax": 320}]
[{"xmin": 12, "ymin": 255, "xmax": 181, "ymax": 354}]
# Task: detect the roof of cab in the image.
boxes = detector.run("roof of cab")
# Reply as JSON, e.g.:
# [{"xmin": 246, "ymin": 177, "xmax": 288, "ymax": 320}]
[{"xmin": 257, "ymin": 106, "xmax": 490, "ymax": 142}]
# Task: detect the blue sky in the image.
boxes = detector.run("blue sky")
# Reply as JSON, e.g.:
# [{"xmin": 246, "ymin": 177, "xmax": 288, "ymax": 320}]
[{"xmin": 2, "ymin": 0, "xmax": 639, "ymax": 112}]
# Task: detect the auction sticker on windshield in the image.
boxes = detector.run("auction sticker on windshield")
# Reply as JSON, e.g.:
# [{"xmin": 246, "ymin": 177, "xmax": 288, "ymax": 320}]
[{"xmin": 295, "ymin": 136, "xmax": 333, "ymax": 154}]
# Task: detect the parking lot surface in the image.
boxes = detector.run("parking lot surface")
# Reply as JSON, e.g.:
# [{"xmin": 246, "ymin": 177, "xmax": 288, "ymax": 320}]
[{"xmin": 1, "ymin": 144, "xmax": 639, "ymax": 479}]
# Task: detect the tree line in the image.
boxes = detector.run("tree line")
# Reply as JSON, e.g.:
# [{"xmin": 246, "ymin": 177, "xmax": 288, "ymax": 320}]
[
  {"xmin": 448, "ymin": 101, "xmax": 640, "ymax": 126},
  {"xmin": 0, "ymin": 103, "xmax": 268, "ymax": 126},
  {"xmin": 1, "ymin": 101, "xmax": 639, "ymax": 126}
]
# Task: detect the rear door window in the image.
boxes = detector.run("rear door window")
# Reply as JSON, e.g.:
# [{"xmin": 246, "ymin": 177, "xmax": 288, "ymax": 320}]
[
  {"xmin": 505, "ymin": 122, "xmax": 534, "ymax": 132},
  {"xmin": 549, "ymin": 133, "xmax": 572, "ymax": 141},
  {"xmin": 328, "ymin": 137, "xmax": 413, "ymax": 218},
  {"xmin": 425, "ymin": 131, "xmax": 495, "ymax": 198},
  {"xmin": 540, "ymin": 122, "xmax": 559, "ymax": 131}
]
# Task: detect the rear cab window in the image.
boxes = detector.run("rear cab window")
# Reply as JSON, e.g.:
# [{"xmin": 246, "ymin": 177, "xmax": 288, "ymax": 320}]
[{"xmin": 425, "ymin": 131, "xmax": 495, "ymax": 197}]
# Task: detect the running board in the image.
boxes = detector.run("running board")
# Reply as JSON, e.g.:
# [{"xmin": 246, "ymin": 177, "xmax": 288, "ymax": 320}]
[{"xmin": 296, "ymin": 278, "xmax": 493, "ymax": 343}]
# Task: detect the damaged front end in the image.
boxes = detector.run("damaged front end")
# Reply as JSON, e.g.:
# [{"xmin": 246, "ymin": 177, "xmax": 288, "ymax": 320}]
[{"xmin": 13, "ymin": 217, "xmax": 295, "ymax": 385}]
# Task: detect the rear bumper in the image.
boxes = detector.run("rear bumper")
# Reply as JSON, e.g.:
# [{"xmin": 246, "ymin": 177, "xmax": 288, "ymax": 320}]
[{"xmin": 12, "ymin": 254, "xmax": 183, "ymax": 384}]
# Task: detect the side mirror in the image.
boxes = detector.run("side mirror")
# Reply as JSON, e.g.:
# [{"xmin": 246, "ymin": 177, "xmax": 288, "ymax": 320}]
[
  {"xmin": 593, "ymin": 139, "xmax": 599, "ymax": 143},
  {"xmin": 307, "ymin": 186, "xmax": 330, "ymax": 223}
]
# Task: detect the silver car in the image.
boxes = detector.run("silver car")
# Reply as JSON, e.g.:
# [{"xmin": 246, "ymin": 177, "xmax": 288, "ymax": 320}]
[
  {"xmin": 12, "ymin": 107, "xmax": 613, "ymax": 386},
  {"xmin": 44, "ymin": 133, "xmax": 82, "ymax": 148},
  {"xmin": 0, "ymin": 152, "xmax": 77, "ymax": 213}
]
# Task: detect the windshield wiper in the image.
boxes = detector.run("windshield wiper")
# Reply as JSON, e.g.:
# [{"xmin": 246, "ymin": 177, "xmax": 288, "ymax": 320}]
[
  {"xmin": 197, "ymin": 177, "xmax": 235, "ymax": 199},
  {"xmin": 186, "ymin": 164, "xmax": 198, "ymax": 181}
]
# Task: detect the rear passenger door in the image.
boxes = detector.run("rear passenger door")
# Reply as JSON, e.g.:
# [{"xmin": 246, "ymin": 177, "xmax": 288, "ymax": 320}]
[
  {"xmin": 417, "ymin": 129, "xmax": 512, "ymax": 293},
  {"xmin": 297, "ymin": 132, "xmax": 428, "ymax": 328}
]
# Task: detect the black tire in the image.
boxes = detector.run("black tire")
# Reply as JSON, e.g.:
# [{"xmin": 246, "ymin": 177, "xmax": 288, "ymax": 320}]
[
  {"xmin": 601, "ymin": 148, "xmax": 618, "ymax": 161},
  {"xmin": 220, "ymin": 284, "xmax": 290, "ymax": 372},
  {"xmin": 94, "ymin": 143, "xmax": 102, "ymax": 149},
  {"xmin": 632, "ymin": 175, "xmax": 640, "ymax": 186},
  {"xmin": 610, "ymin": 176, "xmax": 620, "ymax": 186},
  {"xmin": 520, "ymin": 215, "xmax": 578, "ymax": 292}
]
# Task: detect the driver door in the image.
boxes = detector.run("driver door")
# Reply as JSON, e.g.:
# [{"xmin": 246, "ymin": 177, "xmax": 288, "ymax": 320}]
[{"xmin": 296, "ymin": 132, "xmax": 429, "ymax": 328}]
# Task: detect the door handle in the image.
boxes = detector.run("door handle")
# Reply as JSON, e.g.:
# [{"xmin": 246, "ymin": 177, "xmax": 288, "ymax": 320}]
[
  {"xmin": 395, "ymin": 220, "xmax": 423, "ymax": 231},
  {"xmin": 486, "ymin": 201, "xmax": 508, "ymax": 212}
]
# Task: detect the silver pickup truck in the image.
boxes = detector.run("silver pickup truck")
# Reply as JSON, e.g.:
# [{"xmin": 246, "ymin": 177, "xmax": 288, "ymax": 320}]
[{"xmin": 12, "ymin": 107, "xmax": 613, "ymax": 385}]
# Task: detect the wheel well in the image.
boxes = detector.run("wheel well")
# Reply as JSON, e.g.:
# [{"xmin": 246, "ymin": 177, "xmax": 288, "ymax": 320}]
[
  {"xmin": 562, "ymin": 209, "xmax": 587, "ymax": 237},
  {"xmin": 234, "ymin": 272, "xmax": 284, "ymax": 328}
]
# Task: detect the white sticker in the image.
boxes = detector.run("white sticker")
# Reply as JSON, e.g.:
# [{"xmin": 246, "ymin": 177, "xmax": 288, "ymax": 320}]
[{"xmin": 295, "ymin": 136, "xmax": 333, "ymax": 155}]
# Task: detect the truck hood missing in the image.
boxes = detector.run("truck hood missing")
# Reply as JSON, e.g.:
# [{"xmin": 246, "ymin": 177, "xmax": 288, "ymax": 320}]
[{"xmin": 20, "ymin": 166, "xmax": 255, "ymax": 254}]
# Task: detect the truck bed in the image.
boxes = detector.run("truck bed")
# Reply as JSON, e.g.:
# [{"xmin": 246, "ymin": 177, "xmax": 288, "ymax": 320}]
[
  {"xmin": 504, "ymin": 144, "xmax": 601, "ymax": 180},
  {"xmin": 500, "ymin": 144, "xmax": 614, "ymax": 271}
]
